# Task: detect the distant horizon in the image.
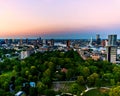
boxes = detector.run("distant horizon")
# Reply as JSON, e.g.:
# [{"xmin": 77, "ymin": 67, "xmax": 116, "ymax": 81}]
[{"xmin": 0, "ymin": 32, "xmax": 119, "ymax": 40}]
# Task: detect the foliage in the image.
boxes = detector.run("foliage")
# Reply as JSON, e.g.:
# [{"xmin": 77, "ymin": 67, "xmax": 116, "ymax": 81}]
[
  {"xmin": 69, "ymin": 83, "xmax": 82, "ymax": 94},
  {"xmin": 83, "ymin": 89, "xmax": 109, "ymax": 96},
  {"xmin": 0, "ymin": 50, "xmax": 119, "ymax": 95},
  {"xmin": 109, "ymin": 86, "xmax": 120, "ymax": 96}
]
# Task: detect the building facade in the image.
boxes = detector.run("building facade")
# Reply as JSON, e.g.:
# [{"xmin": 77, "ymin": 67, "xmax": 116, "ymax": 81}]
[
  {"xmin": 96, "ymin": 34, "xmax": 101, "ymax": 45},
  {"xmin": 108, "ymin": 35, "xmax": 117, "ymax": 46},
  {"xmin": 106, "ymin": 34, "xmax": 117, "ymax": 63}
]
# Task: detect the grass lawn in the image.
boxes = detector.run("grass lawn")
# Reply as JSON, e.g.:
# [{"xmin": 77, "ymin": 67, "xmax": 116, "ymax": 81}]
[{"xmin": 83, "ymin": 88, "xmax": 109, "ymax": 96}]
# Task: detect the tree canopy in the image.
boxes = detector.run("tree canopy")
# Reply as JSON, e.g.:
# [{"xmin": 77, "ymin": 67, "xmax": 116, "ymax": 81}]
[{"xmin": 0, "ymin": 50, "xmax": 119, "ymax": 95}]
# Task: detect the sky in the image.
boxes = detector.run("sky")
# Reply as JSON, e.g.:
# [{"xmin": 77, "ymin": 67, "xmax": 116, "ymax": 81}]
[{"xmin": 0, "ymin": 0, "xmax": 120, "ymax": 39}]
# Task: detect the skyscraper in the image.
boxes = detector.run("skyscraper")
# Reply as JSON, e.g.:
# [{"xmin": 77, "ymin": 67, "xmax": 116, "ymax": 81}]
[
  {"xmin": 66, "ymin": 40, "xmax": 71, "ymax": 48},
  {"xmin": 20, "ymin": 38, "xmax": 23, "ymax": 45},
  {"xmin": 50, "ymin": 39, "xmax": 54, "ymax": 46},
  {"xmin": 96, "ymin": 34, "xmax": 101, "ymax": 45},
  {"xmin": 106, "ymin": 34, "xmax": 117, "ymax": 63},
  {"xmin": 108, "ymin": 35, "xmax": 117, "ymax": 46},
  {"xmin": 26, "ymin": 38, "xmax": 29, "ymax": 44},
  {"xmin": 4, "ymin": 39, "xmax": 8, "ymax": 44}
]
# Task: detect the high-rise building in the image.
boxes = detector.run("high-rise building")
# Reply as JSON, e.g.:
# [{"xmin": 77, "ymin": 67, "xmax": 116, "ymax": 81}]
[
  {"xmin": 50, "ymin": 39, "xmax": 54, "ymax": 46},
  {"xmin": 37, "ymin": 37, "xmax": 42, "ymax": 44},
  {"xmin": 42, "ymin": 39, "xmax": 47, "ymax": 46},
  {"xmin": 26, "ymin": 38, "xmax": 29, "ymax": 44},
  {"xmin": 47, "ymin": 39, "xmax": 54, "ymax": 46},
  {"xmin": 38, "ymin": 37, "xmax": 41, "ymax": 42},
  {"xmin": 9, "ymin": 39, "xmax": 12, "ymax": 44},
  {"xmin": 106, "ymin": 46, "xmax": 117, "ymax": 63},
  {"xmin": 88, "ymin": 37, "xmax": 93, "ymax": 47},
  {"xmin": 20, "ymin": 39, "xmax": 23, "ymax": 45},
  {"xmin": 108, "ymin": 35, "xmax": 117, "ymax": 46},
  {"xmin": 66, "ymin": 40, "xmax": 71, "ymax": 48},
  {"xmin": 106, "ymin": 34, "xmax": 117, "ymax": 63},
  {"xmin": 101, "ymin": 40, "xmax": 106, "ymax": 47},
  {"xmin": 4, "ymin": 39, "xmax": 8, "ymax": 44},
  {"xmin": 12, "ymin": 38, "xmax": 15, "ymax": 44},
  {"xmin": 96, "ymin": 34, "xmax": 101, "ymax": 45}
]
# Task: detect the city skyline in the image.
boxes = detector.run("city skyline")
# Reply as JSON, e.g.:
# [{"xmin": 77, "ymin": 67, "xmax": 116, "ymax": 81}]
[{"xmin": 0, "ymin": 0, "xmax": 120, "ymax": 39}]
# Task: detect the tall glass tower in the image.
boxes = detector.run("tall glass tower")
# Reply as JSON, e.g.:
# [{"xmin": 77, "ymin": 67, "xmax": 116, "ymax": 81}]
[
  {"xmin": 96, "ymin": 34, "xmax": 101, "ymax": 45},
  {"xmin": 108, "ymin": 35, "xmax": 117, "ymax": 46}
]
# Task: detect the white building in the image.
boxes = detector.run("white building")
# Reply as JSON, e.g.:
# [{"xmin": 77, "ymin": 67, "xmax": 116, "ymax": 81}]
[{"xmin": 20, "ymin": 51, "xmax": 30, "ymax": 59}]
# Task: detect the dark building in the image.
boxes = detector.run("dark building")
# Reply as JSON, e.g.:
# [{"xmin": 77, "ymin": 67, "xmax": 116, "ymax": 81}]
[
  {"xmin": 4, "ymin": 39, "xmax": 8, "ymax": 44},
  {"xmin": 50, "ymin": 39, "xmax": 54, "ymax": 46},
  {"xmin": 106, "ymin": 34, "xmax": 117, "ymax": 63},
  {"xmin": 96, "ymin": 34, "xmax": 101, "ymax": 45},
  {"xmin": 108, "ymin": 34, "xmax": 117, "ymax": 46},
  {"xmin": 66, "ymin": 40, "xmax": 71, "ymax": 48},
  {"xmin": 36, "ymin": 37, "xmax": 42, "ymax": 45},
  {"xmin": 9, "ymin": 39, "xmax": 12, "ymax": 44},
  {"xmin": 19, "ymin": 39, "xmax": 23, "ymax": 45},
  {"xmin": 38, "ymin": 37, "xmax": 41, "ymax": 42},
  {"xmin": 42, "ymin": 39, "xmax": 47, "ymax": 46},
  {"xmin": 106, "ymin": 46, "xmax": 117, "ymax": 63},
  {"xmin": 26, "ymin": 38, "xmax": 29, "ymax": 44},
  {"xmin": 101, "ymin": 40, "xmax": 106, "ymax": 47}
]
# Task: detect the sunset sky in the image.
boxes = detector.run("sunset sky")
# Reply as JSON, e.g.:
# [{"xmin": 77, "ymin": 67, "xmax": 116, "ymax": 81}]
[{"xmin": 0, "ymin": 0, "xmax": 120, "ymax": 39}]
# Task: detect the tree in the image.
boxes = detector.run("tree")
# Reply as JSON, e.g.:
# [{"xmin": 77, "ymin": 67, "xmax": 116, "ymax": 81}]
[
  {"xmin": 113, "ymin": 66, "xmax": 120, "ymax": 82},
  {"xmin": 15, "ymin": 77, "xmax": 23, "ymax": 86},
  {"xmin": 87, "ymin": 73, "xmax": 99, "ymax": 86},
  {"xmin": 89, "ymin": 66, "xmax": 98, "ymax": 74},
  {"xmin": 30, "ymin": 66, "xmax": 37, "ymax": 75},
  {"xmin": 110, "ymin": 79, "xmax": 115, "ymax": 86},
  {"xmin": 44, "ymin": 89, "xmax": 56, "ymax": 96},
  {"xmin": 43, "ymin": 68, "xmax": 51, "ymax": 77},
  {"xmin": 41, "ymin": 77, "xmax": 51, "ymax": 87},
  {"xmin": 82, "ymin": 67, "xmax": 90, "ymax": 78},
  {"xmin": 3, "ymin": 58, "xmax": 12, "ymax": 71},
  {"xmin": 47, "ymin": 62, "xmax": 55, "ymax": 72},
  {"xmin": 102, "ymin": 73, "xmax": 113, "ymax": 82},
  {"xmin": 3, "ymin": 81, "xmax": 9, "ymax": 91},
  {"xmin": 37, "ymin": 82, "xmax": 47, "ymax": 95},
  {"xmin": 109, "ymin": 86, "xmax": 120, "ymax": 96},
  {"xmin": 69, "ymin": 83, "xmax": 80, "ymax": 94},
  {"xmin": 77, "ymin": 76, "xmax": 85, "ymax": 85},
  {"xmin": 66, "ymin": 68, "xmax": 75, "ymax": 80},
  {"xmin": 29, "ymin": 87, "xmax": 37, "ymax": 96}
]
